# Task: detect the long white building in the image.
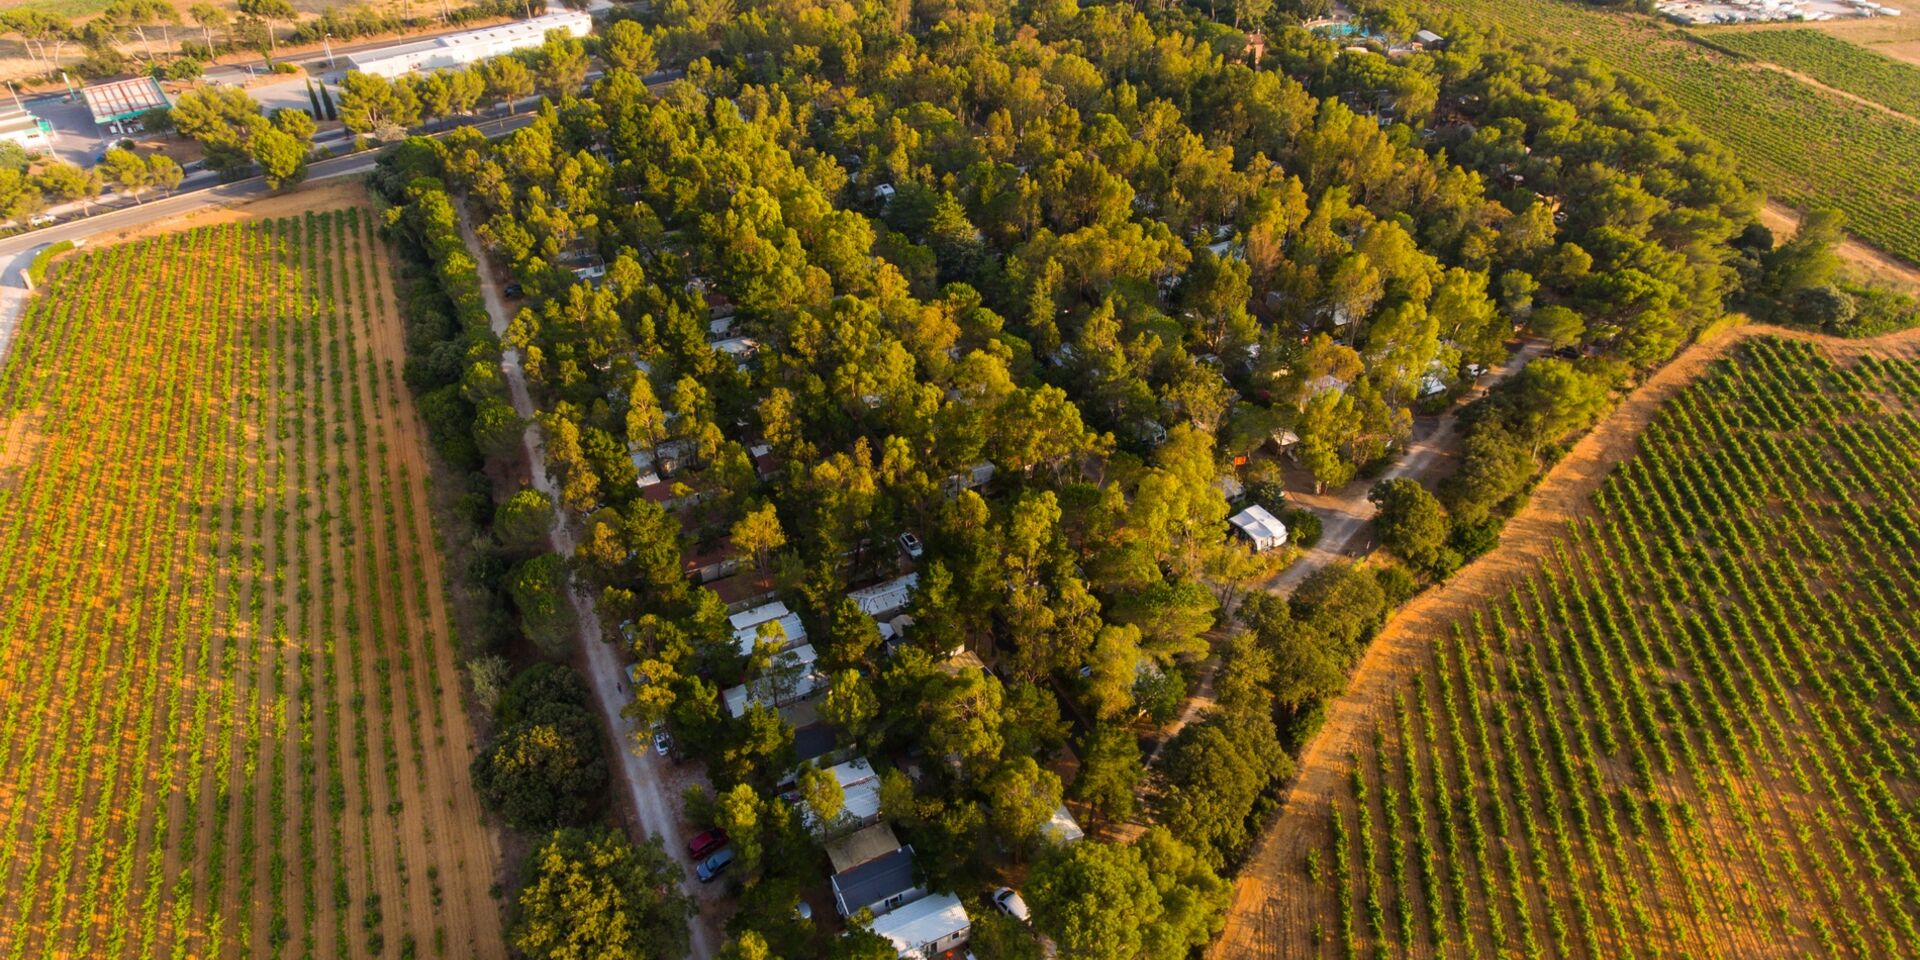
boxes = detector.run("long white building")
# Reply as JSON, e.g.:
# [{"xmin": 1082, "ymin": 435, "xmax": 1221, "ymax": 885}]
[{"xmin": 346, "ymin": 11, "xmax": 592, "ymax": 79}]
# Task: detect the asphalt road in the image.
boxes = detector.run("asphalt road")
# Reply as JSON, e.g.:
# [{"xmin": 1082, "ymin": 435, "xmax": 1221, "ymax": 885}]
[{"xmin": 0, "ymin": 111, "xmax": 534, "ymax": 265}]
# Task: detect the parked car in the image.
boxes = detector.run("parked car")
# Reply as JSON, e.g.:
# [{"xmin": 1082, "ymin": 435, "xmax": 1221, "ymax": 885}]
[
  {"xmin": 696, "ymin": 847, "xmax": 735, "ymax": 882},
  {"xmin": 652, "ymin": 728, "xmax": 671, "ymax": 757},
  {"xmin": 993, "ymin": 886, "xmax": 1030, "ymax": 922},
  {"xmin": 503, "ymin": 281, "xmax": 524, "ymax": 298},
  {"xmin": 28, "ymin": 214, "xmax": 56, "ymax": 228},
  {"xmin": 898, "ymin": 531, "xmax": 924, "ymax": 559},
  {"xmin": 687, "ymin": 828, "xmax": 728, "ymax": 860}
]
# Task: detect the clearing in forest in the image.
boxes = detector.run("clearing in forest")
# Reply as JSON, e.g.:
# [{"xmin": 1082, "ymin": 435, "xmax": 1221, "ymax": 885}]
[
  {"xmin": 0, "ymin": 201, "xmax": 504, "ymax": 958},
  {"xmin": 1221, "ymin": 334, "xmax": 1920, "ymax": 958}
]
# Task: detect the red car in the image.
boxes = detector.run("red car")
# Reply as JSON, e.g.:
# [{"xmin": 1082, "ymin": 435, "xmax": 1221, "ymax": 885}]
[{"xmin": 687, "ymin": 828, "xmax": 729, "ymax": 860}]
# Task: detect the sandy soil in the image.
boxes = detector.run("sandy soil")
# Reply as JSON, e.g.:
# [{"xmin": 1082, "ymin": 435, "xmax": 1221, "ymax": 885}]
[
  {"xmin": 0, "ymin": 184, "xmax": 505, "ymax": 958},
  {"xmin": 1211, "ymin": 320, "xmax": 1920, "ymax": 958}
]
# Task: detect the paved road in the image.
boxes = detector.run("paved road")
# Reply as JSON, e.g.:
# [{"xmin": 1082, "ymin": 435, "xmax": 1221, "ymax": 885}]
[
  {"xmin": 457, "ymin": 203, "xmax": 720, "ymax": 960},
  {"xmin": 0, "ymin": 112, "xmax": 534, "ymax": 264}
]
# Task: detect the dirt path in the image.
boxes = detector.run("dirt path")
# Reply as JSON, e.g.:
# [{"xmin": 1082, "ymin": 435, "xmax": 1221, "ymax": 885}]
[
  {"xmin": 1759, "ymin": 200, "xmax": 1920, "ymax": 294},
  {"xmin": 1143, "ymin": 340, "xmax": 1548, "ymax": 769},
  {"xmin": 456, "ymin": 202, "xmax": 722, "ymax": 960},
  {"xmin": 1741, "ymin": 59, "xmax": 1919, "ymax": 123},
  {"xmin": 1211, "ymin": 320, "xmax": 1920, "ymax": 958}
]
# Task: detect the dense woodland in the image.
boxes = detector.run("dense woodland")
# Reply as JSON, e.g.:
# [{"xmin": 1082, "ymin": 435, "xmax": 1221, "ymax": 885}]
[{"xmin": 367, "ymin": 0, "xmax": 1887, "ymax": 956}]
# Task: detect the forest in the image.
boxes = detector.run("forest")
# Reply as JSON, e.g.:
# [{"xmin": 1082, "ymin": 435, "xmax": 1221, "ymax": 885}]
[{"xmin": 363, "ymin": 0, "xmax": 1910, "ymax": 956}]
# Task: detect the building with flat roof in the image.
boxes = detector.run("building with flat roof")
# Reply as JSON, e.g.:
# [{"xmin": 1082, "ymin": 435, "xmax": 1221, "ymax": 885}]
[
  {"xmin": 869, "ymin": 892, "xmax": 971, "ymax": 959},
  {"xmin": 848, "ymin": 572, "xmax": 918, "ymax": 619},
  {"xmin": 347, "ymin": 11, "xmax": 592, "ymax": 79},
  {"xmin": 0, "ymin": 105, "xmax": 52, "ymax": 154},
  {"xmin": 81, "ymin": 77, "xmax": 169, "ymax": 129}
]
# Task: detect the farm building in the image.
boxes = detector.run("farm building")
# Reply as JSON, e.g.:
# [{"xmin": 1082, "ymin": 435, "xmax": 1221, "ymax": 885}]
[
  {"xmin": 1229, "ymin": 504, "xmax": 1289, "ymax": 552},
  {"xmin": 0, "ymin": 105, "xmax": 52, "ymax": 153},
  {"xmin": 346, "ymin": 10, "xmax": 592, "ymax": 79},
  {"xmin": 870, "ymin": 892, "xmax": 972, "ymax": 959},
  {"xmin": 81, "ymin": 77, "xmax": 169, "ymax": 131},
  {"xmin": 849, "ymin": 572, "xmax": 919, "ymax": 619}
]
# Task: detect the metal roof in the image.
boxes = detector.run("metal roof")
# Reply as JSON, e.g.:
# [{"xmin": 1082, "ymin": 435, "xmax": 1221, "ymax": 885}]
[
  {"xmin": 1229, "ymin": 504, "xmax": 1288, "ymax": 547},
  {"xmin": 82, "ymin": 77, "xmax": 169, "ymax": 124},
  {"xmin": 831, "ymin": 846, "xmax": 919, "ymax": 915},
  {"xmin": 870, "ymin": 892, "xmax": 971, "ymax": 957}
]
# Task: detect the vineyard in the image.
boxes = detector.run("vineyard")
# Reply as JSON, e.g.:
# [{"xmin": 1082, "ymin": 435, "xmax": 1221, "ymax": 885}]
[
  {"xmin": 1251, "ymin": 335, "xmax": 1920, "ymax": 958},
  {"xmin": 1425, "ymin": 0, "xmax": 1920, "ymax": 266},
  {"xmin": 1695, "ymin": 27, "xmax": 1920, "ymax": 119},
  {"xmin": 0, "ymin": 203, "xmax": 505, "ymax": 958}
]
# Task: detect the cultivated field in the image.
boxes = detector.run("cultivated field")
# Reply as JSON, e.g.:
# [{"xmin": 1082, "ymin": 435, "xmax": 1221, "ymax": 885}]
[
  {"xmin": 1220, "ymin": 333, "xmax": 1920, "ymax": 958},
  {"xmin": 0, "ymin": 199, "xmax": 505, "ymax": 958},
  {"xmin": 1427, "ymin": 0, "xmax": 1920, "ymax": 266},
  {"xmin": 1697, "ymin": 27, "xmax": 1920, "ymax": 118}
]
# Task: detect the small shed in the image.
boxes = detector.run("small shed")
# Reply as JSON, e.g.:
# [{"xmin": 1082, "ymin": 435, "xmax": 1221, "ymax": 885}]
[{"xmin": 1229, "ymin": 504, "xmax": 1289, "ymax": 552}]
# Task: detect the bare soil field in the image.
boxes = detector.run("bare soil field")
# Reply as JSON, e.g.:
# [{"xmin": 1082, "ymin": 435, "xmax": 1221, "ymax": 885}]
[
  {"xmin": 0, "ymin": 181, "xmax": 504, "ymax": 958},
  {"xmin": 1216, "ymin": 322, "xmax": 1920, "ymax": 959}
]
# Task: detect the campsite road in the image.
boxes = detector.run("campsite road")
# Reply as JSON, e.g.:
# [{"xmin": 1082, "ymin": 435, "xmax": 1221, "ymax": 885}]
[{"xmin": 460, "ymin": 202, "xmax": 721, "ymax": 960}]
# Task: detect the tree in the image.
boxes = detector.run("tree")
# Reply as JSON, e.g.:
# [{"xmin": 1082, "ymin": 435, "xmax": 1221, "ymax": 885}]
[
  {"xmin": 1530, "ymin": 305, "xmax": 1584, "ymax": 348},
  {"xmin": 235, "ymin": 0, "xmax": 294, "ymax": 57},
  {"xmin": 187, "ymin": 1, "xmax": 224, "ymax": 49},
  {"xmin": 797, "ymin": 763, "xmax": 844, "ymax": 827},
  {"xmin": 1368, "ymin": 478, "xmax": 1453, "ymax": 576},
  {"xmin": 511, "ymin": 828, "xmax": 693, "ymax": 960},
  {"xmin": 271, "ymin": 106, "xmax": 316, "ymax": 143},
  {"xmin": 819, "ymin": 668, "xmax": 878, "ymax": 744},
  {"xmin": 1026, "ymin": 830, "xmax": 1229, "ymax": 960},
  {"xmin": 507, "ymin": 553, "xmax": 578, "ymax": 657},
  {"xmin": 100, "ymin": 147, "xmax": 153, "ymax": 203},
  {"xmin": 600, "ymin": 19, "xmax": 657, "ymax": 75},
  {"xmin": 1084, "ymin": 624, "xmax": 1141, "ymax": 722},
  {"xmin": 472, "ymin": 698, "xmax": 607, "ymax": 830},
  {"xmin": 2, "ymin": 10, "xmax": 74, "ymax": 70},
  {"xmin": 34, "ymin": 162, "xmax": 101, "ymax": 216},
  {"xmin": 987, "ymin": 756, "xmax": 1063, "ymax": 850},
  {"xmin": 252, "ymin": 127, "xmax": 307, "ymax": 189},
  {"xmin": 536, "ymin": 34, "xmax": 589, "ymax": 99},
  {"xmin": 482, "ymin": 55, "xmax": 535, "ymax": 113},
  {"xmin": 148, "ymin": 155, "xmax": 183, "ymax": 196},
  {"xmin": 1073, "ymin": 725, "xmax": 1141, "ymax": 825},
  {"xmin": 495, "ymin": 488, "xmax": 556, "ymax": 554},
  {"xmin": 730, "ymin": 502, "xmax": 785, "ymax": 574}
]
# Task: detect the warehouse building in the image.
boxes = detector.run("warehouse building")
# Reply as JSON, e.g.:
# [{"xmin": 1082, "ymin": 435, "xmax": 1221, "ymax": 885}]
[{"xmin": 346, "ymin": 10, "xmax": 592, "ymax": 79}]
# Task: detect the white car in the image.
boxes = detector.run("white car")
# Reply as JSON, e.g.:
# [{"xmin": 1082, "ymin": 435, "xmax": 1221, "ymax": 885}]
[
  {"xmin": 993, "ymin": 886, "xmax": 1030, "ymax": 922},
  {"xmin": 28, "ymin": 214, "xmax": 55, "ymax": 227},
  {"xmin": 652, "ymin": 728, "xmax": 671, "ymax": 757},
  {"xmin": 898, "ymin": 531, "xmax": 924, "ymax": 559}
]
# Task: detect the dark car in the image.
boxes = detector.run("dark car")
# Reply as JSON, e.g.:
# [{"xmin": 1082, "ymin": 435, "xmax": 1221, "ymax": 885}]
[
  {"xmin": 696, "ymin": 847, "xmax": 735, "ymax": 882},
  {"xmin": 503, "ymin": 281, "xmax": 524, "ymax": 298},
  {"xmin": 687, "ymin": 828, "xmax": 729, "ymax": 860}
]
